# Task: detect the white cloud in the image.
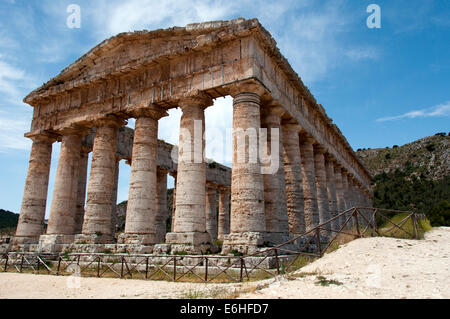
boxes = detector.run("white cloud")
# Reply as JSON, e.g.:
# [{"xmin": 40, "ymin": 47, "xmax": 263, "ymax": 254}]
[{"xmin": 376, "ymin": 101, "xmax": 450, "ymax": 122}]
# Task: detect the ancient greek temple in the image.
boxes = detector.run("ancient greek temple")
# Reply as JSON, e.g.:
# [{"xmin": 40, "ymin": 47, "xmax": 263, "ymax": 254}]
[{"xmin": 13, "ymin": 18, "xmax": 372, "ymax": 255}]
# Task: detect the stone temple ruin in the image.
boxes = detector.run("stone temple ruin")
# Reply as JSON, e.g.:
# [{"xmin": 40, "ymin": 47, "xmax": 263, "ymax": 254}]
[{"xmin": 12, "ymin": 18, "xmax": 372, "ymax": 256}]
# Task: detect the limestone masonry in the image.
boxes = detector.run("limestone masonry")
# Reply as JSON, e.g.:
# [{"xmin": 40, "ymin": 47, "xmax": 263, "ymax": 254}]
[{"xmin": 13, "ymin": 18, "xmax": 372, "ymax": 254}]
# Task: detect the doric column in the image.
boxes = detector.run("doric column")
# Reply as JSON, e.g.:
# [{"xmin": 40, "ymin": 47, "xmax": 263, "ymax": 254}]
[
  {"xmin": 325, "ymin": 156, "xmax": 339, "ymax": 231},
  {"xmin": 223, "ymin": 83, "xmax": 266, "ymax": 253},
  {"xmin": 217, "ymin": 186, "xmax": 230, "ymax": 240},
  {"xmin": 314, "ymin": 145, "xmax": 330, "ymax": 235},
  {"xmin": 46, "ymin": 131, "xmax": 84, "ymax": 237},
  {"xmin": 169, "ymin": 171, "xmax": 177, "ymax": 232},
  {"xmin": 110, "ymin": 158, "xmax": 120, "ymax": 238},
  {"xmin": 261, "ymin": 104, "xmax": 289, "ymax": 244},
  {"xmin": 299, "ymin": 135, "xmax": 319, "ymax": 231},
  {"xmin": 76, "ymin": 116, "xmax": 125, "ymax": 244},
  {"xmin": 165, "ymin": 93, "xmax": 213, "ymax": 250},
  {"xmin": 344, "ymin": 173, "xmax": 354, "ymax": 227},
  {"xmin": 74, "ymin": 147, "xmax": 89, "ymax": 234},
  {"xmin": 118, "ymin": 108, "xmax": 167, "ymax": 245},
  {"xmin": 340, "ymin": 169, "xmax": 351, "ymax": 227},
  {"xmin": 282, "ymin": 123, "xmax": 305, "ymax": 234},
  {"xmin": 206, "ymin": 184, "xmax": 218, "ymax": 242},
  {"xmin": 14, "ymin": 133, "xmax": 56, "ymax": 244},
  {"xmin": 155, "ymin": 168, "xmax": 168, "ymax": 243},
  {"xmin": 334, "ymin": 163, "xmax": 346, "ymax": 228}
]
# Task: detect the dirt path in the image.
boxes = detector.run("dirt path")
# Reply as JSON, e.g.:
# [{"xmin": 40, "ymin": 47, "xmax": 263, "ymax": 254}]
[
  {"xmin": 0, "ymin": 227, "xmax": 448, "ymax": 299},
  {"xmin": 241, "ymin": 227, "xmax": 450, "ymax": 299}
]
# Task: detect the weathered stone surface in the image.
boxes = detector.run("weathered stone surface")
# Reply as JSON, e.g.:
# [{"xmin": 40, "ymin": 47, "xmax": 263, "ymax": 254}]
[
  {"xmin": 217, "ymin": 187, "xmax": 230, "ymax": 240},
  {"xmin": 47, "ymin": 133, "xmax": 83, "ymax": 235},
  {"xmin": 14, "ymin": 134, "xmax": 55, "ymax": 243},
  {"xmin": 205, "ymin": 185, "xmax": 218, "ymax": 242},
  {"xmin": 325, "ymin": 157, "xmax": 339, "ymax": 231},
  {"xmin": 314, "ymin": 145, "xmax": 330, "ymax": 235},
  {"xmin": 261, "ymin": 105, "xmax": 289, "ymax": 244},
  {"xmin": 282, "ymin": 123, "xmax": 305, "ymax": 234},
  {"xmin": 74, "ymin": 148, "xmax": 89, "ymax": 234},
  {"xmin": 119, "ymin": 111, "xmax": 163, "ymax": 245},
  {"xmin": 166, "ymin": 94, "xmax": 213, "ymax": 250},
  {"xmin": 334, "ymin": 163, "xmax": 346, "ymax": 228},
  {"xmin": 300, "ymin": 136, "xmax": 319, "ymax": 231},
  {"xmin": 225, "ymin": 86, "xmax": 266, "ymax": 252},
  {"xmin": 155, "ymin": 169, "xmax": 169, "ymax": 243},
  {"xmin": 77, "ymin": 117, "xmax": 124, "ymax": 244}
]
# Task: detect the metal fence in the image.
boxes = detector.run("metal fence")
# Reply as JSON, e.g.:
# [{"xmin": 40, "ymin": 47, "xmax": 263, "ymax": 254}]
[{"xmin": 0, "ymin": 207, "xmax": 425, "ymax": 283}]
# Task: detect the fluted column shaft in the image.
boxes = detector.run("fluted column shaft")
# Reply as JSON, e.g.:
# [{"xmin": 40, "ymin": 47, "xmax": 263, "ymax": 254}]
[
  {"xmin": 74, "ymin": 149, "xmax": 89, "ymax": 234},
  {"xmin": 261, "ymin": 106, "xmax": 289, "ymax": 243},
  {"xmin": 120, "ymin": 110, "xmax": 164, "ymax": 245},
  {"xmin": 325, "ymin": 158, "xmax": 339, "ymax": 231},
  {"xmin": 282, "ymin": 124, "xmax": 305, "ymax": 234},
  {"xmin": 156, "ymin": 169, "xmax": 168, "ymax": 243},
  {"xmin": 206, "ymin": 186, "xmax": 218, "ymax": 242},
  {"xmin": 170, "ymin": 173, "xmax": 177, "ymax": 232},
  {"xmin": 166, "ymin": 94, "xmax": 213, "ymax": 249},
  {"xmin": 230, "ymin": 92, "xmax": 265, "ymax": 234},
  {"xmin": 15, "ymin": 135, "xmax": 55, "ymax": 242},
  {"xmin": 110, "ymin": 158, "xmax": 119, "ymax": 237},
  {"xmin": 314, "ymin": 146, "xmax": 330, "ymax": 235},
  {"xmin": 334, "ymin": 164, "xmax": 346, "ymax": 228},
  {"xmin": 300, "ymin": 137, "xmax": 319, "ymax": 231},
  {"xmin": 217, "ymin": 187, "xmax": 230, "ymax": 240},
  {"xmin": 47, "ymin": 133, "xmax": 83, "ymax": 235},
  {"xmin": 80, "ymin": 117, "xmax": 123, "ymax": 243}
]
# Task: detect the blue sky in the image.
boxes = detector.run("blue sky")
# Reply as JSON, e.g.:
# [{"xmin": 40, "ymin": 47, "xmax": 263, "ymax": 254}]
[{"xmin": 0, "ymin": 0, "xmax": 449, "ymax": 216}]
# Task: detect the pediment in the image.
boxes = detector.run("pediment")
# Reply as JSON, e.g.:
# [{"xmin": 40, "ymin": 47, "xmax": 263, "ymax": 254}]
[{"xmin": 24, "ymin": 18, "xmax": 259, "ymax": 103}]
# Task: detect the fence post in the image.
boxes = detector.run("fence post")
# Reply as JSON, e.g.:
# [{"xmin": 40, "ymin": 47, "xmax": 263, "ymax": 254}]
[
  {"xmin": 3, "ymin": 254, "xmax": 8, "ymax": 272},
  {"xmin": 57, "ymin": 256, "xmax": 61, "ymax": 275},
  {"xmin": 173, "ymin": 257, "xmax": 177, "ymax": 281},
  {"xmin": 120, "ymin": 257, "xmax": 124, "ymax": 278},
  {"xmin": 274, "ymin": 249, "xmax": 280, "ymax": 275},
  {"xmin": 204, "ymin": 257, "xmax": 208, "ymax": 282},
  {"xmin": 412, "ymin": 214, "xmax": 418, "ymax": 239},
  {"xmin": 239, "ymin": 258, "xmax": 244, "ymax": 282},
  {"xmin": 20, "ymin": 255, "xmax": 24, "ymax": 273},
  {"xmin": 145, "ymin": 257, "xmax": 149, "ymax": 279},
  {"xmin": 36, "ymin": 255, "xmax": 40, "ymax": 273},
  {"xmin": 97, "ymin": 257, "xmax": 100, "ymax": 277},
  {"xmin": 353, "ymin": 209, "xmax": 361, "ymax": 237},
  {"xmin": 315, "ymin": 229, "xmax": 322, "ymax": 256}
]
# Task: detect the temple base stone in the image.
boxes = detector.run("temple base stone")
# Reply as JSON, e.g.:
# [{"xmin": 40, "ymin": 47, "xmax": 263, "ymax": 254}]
[
  {"xmin": 264, "ymin": 232, "xmax": 292, "ymax": 247},
  {"xmin": 117, "ymin": 233, "xmax": 158, "ymax": 246},
  {"xmin": 74, "ymin": 233, "xmax": 114, "ymax": 245},
  {"xmin": 38, "ymin": 234, "xmax": 75, "ymax": 253},
  {"xmin": 165, "ymin": 232, "xmax": 212, "ymax": 254},
  {"xmin": 11, "ymin": 236, "xmax": 39, "ymax": 246},
  {"xmin": 222, "ymin": 232, "xmax": 265, "ymax": 255}
]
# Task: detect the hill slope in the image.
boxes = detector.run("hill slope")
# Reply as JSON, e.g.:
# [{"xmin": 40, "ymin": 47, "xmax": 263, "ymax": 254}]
[
  {"xmin": 357, "ymin": 134, "xmax": 449, "ymax": 180},
  {"xmin": 357, "ymin": 134, "xmax": 450, "ymax": 226}
]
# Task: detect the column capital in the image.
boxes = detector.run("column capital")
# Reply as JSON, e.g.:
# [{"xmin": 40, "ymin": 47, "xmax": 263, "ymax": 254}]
[
  {"xmin": 261, "ymin": 103, "xmax": 285, "ymax": 118},
  {"xmin": 324, "ymin": 153, "xmax": 336, "ymax": 163},
  {"xmin": 313, "ymin": 144, "xmax": 327, "ymax": 154},
  {"xmin": 26, "ymin": 131, "xmax": 58, "ymax": 143},
  {"xmin": 228, "ymin": 80, "xmax": 267, "ymax": 98},
  {"xmin": 178, "ymin": 91, "xmax": 213, "ymax": 110},
  {"xmin": 299, "ymin": 133, "xmax": 316, "ymax": 145},
  {"xmin": 127, "ymin": 105, "xmax": 168, "ymax": 120},
  {"xmin": 92, "ymin": 115, "xmax": 126, "ymax": 129}
]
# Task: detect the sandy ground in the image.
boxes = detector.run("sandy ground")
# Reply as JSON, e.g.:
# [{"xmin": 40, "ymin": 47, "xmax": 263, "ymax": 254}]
[
  {"xmin": 242, "ymin": 227, "xmax": 450, "ymax": 299},
  {"xmin": 0, "ymin": 227, "xmax": 448, "ymax": 299}
]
